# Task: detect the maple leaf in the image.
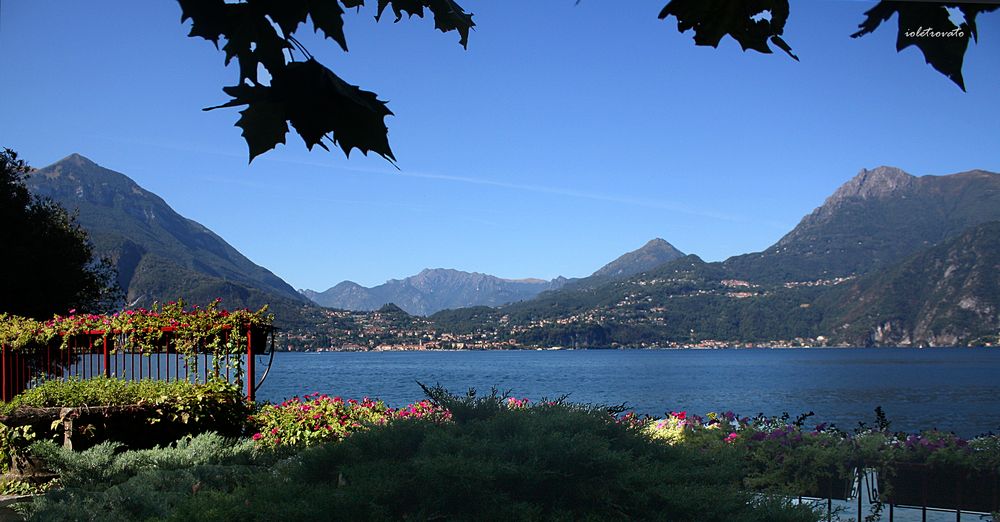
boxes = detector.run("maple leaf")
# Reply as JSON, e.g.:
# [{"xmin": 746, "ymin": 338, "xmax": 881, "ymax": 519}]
[
  {"xmin": 375, "ymin": 0, "xmax": 474, "ymax": 49},
  {"xmin": 375, "ymin": 0, "xmax": 426, "ymax": 23},
  {"xmin": 309, "ymin": 0, "xmax": 351, "ymax": 51},
  {"xmin": 272, "ymin": 59, "xmax": 396, "ymax": 162},
  {"xmin": 181, "ymin": 0, "xmax": 476, "ymax": 164},
  {"xmin": 204, "ymin": 85, "xmax": 289, "ymax": 163},
  {"xmin": 426, "ymin": 0, "xmax": 475, "ymax": 49},
  {"xmin": 177, "ymin": 0, "xmax": 228, "ymax": 45},
  {"xmin": 249, "ymin": 0, "xmax": 310, "ymax": 38},
  {"xmin": 852, "ymin": 1, "xmax": 998, "ymax": 91},
  {"xmin": 221, "ymin": 3, "xmax": 291, "ymax": 83},
  {"xmin": 659, "ymin": 0, "xmax": 798, "ymax": 61}
]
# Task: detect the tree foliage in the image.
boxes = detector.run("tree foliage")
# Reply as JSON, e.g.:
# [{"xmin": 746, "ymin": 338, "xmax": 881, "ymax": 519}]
[
  {"xmin": 179, "ymin": 0, "xmax": 474, "ymax": 164},
  {"xmin": 0, "ymin": 149, "xmax": 120, "ymax": 319},
  {"xmin": 179, "ymin": 1, "xmax": 992, "ymax": 163},
  {"xmin": 850, "ymin": 1, "xmax": 998, "ymax": 91},
  {"xmin": 659, "ymin": 0, "xmax": 798, "ymax": 61}
]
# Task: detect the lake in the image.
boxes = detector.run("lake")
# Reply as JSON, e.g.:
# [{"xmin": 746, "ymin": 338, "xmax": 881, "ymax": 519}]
[
  {"xmin": 257, "ymin": 348, "xmax": 1000, "ymax": 438},
  {"xmin": 50, "ymin": 347, "xmax": 994, "ymax": 520}
]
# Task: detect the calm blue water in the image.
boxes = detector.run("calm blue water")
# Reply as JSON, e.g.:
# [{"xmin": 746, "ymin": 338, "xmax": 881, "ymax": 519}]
[{"xmin": 256, "ymin": 348, "xmax": 1000, "ymax": 438}]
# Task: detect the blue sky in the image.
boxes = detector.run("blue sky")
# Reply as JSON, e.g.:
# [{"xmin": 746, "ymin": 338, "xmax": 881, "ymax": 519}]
[{"xmin": 2, "ymin": 1, "xmax": 998, "ymax": 290}]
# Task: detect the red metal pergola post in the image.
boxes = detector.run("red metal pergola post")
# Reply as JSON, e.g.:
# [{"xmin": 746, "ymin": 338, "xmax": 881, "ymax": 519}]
[{"xmin": 246, "ymin": 324, "xmax": 255, "ymax": 402}]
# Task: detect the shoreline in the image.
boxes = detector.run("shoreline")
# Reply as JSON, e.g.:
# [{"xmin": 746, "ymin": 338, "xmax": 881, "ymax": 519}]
[{"xmin": 287, "ymin": 345, "xmax": 999, "ymax": 353}]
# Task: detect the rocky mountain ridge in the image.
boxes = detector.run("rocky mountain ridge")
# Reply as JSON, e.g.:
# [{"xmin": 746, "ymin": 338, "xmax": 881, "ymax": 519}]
[
  {"xmin": 302, "ymin": 268, "xmax": 568, "ymax": 316},
  {"xmin": 28, "ymin": 154, "xmax": 312, "ymax": 326}
]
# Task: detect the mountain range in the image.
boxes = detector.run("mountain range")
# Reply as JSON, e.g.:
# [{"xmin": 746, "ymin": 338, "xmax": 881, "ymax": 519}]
[
  {"xmin": 25, "ymin": 155, "xmax": 1000, "ymax": 347},
  {"xmin": 301, "ymin": 238, "xmax": 685, "ymax": 315},
  {"xmin": 301, "ymin": 269, "xmax": 568, "ymax": 316},
  {"xmin": 431, "ymin": 166, "xmax": 1000, "ymax": 347},
  {"xmin": 724, "ymin": 166, "xmax": 1000, "ymax": 282}
]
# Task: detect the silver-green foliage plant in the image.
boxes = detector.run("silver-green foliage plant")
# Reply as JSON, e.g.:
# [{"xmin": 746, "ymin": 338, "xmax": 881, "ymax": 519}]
[{"xmin": 28, "ymin": 432, "xmax": 281, "ymax": 489}]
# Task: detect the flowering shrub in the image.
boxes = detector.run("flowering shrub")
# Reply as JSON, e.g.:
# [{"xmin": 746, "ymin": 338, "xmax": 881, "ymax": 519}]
[
  {"xmin": 249, "ymin": 393, "xmax": 452, "ymax": 448},
  {"xmin": 250, "ymin": 394, "xmax": 390, "ymax": 447},
  {"xmin": 871, "ymin": 429, "xmax": 1000, "ymax": 473},
  {"xmin": 0, "ymin": 299, "xmax": 272, "ymax": 355},
  {"xmin": 394, "ymin": 399, "xmax": 452, "ymax": 422},
  {"xmin": 639, "ymin": 406, "xmax": 1000, "ymax": 504},
  {"xmin": 642, "ymin": 410, "xmax": 747, "ymax": 446},
  {"xmin": 506, "ymin": 397, "xmax": 530, "ymax": 409},
  {"xmin": 737, "ymin": 419, "xmax": 855, "ymax": 496}
]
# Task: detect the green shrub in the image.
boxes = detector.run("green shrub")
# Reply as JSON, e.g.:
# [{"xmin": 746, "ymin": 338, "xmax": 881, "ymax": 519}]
[
  {"xmin": 28, "ymin": 432, "xmax": 284, "ymax": 490},
  {"xmin": 25, "ymin": 395, "xmax": 820, "ymax": 522},
  {"xmin": 1, "ymin": 377, "xmax": 237, "ymax": 413},
  {"xmin": 0, "ymin": 422, "xmax": 36, "ymax": 473},
  {"xmin": 1, "ymin": 378, "xmax": 252, "ymax": 451}
]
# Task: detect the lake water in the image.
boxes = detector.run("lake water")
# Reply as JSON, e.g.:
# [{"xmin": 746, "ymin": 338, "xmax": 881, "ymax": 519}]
[{"xmin": 256, "ymin": 348, "xmax": 1000, "ymax": 438}]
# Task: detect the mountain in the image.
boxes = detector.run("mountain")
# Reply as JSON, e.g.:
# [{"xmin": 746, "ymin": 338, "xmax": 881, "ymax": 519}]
[
  {"xmin": 591, "ymin": 238, "xmax": 685, "ymax": 279},
  {"xmin": 303, "ymin": 268, "xmax": 568, "ymax": 316},
  {"xmin": 428, "ymin": 167, "xmax": 1000, "ymax": 348},
  {"xmin": 819, "ymin": 221, "xmax": 1000, "ymax": 347},
  {"xmin": 725, "ymin": 166, "xmax": 1000, "ymax": 283},
  {"xmin": 28, "ymin": 154, "xmax": 312, "ymax": 325}
]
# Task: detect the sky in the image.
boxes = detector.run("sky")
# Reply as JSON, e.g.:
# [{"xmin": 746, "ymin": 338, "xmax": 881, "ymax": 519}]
[{"xmin": 2, "ymin": 1, "xmax": 999, "ymax": 290}]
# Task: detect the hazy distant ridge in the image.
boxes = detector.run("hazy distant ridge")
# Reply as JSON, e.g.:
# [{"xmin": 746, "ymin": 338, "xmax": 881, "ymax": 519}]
[{"xmin": 302, "ymin": 268, "xmax": 567, "ymax": 316}]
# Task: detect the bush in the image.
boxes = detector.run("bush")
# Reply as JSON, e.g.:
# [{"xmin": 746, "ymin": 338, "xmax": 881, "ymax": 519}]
[
  {"xmin": 249, "ymin": 393, "xmax": 450, "ymax": 448},
  {"xmin": 28, "ymin": 432, "xmax": 284, "ymax": 489},
  {"xmin": 24, "ymin": 393, "xmax": 820, "ymax": 522},
  {"xmin": 0, "ymin": 378, "xmax": 252, "ymax": 452}
]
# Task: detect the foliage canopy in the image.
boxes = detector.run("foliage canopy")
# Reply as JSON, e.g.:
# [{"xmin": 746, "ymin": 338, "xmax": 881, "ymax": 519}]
[
  {"xmin": 179, "ymin": 1, "xmax": 995, "ymax": 164},
  {"xmin": 0, "ymin": 149, "xmax": 120, "ymax": 319}
]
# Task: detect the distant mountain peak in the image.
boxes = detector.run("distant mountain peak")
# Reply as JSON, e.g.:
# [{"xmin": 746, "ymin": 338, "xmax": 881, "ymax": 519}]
[
  {"xmin": 591, "ymin": 238, "xmax": 685, "ymax": 279},
  {"xmin": 828, "ymin": 166, "xmax": 915, "ymax": 204},
  {"xmin": 62, "ymin": 152, "xmax": 96, "ymax": 165},
  {"xmin": 733, "ymin": 165, "xmax": 1000, "ymax": 283},
  {"xmin": 28, "ymin": 155, "xmax": 308, "ymax": 313}
]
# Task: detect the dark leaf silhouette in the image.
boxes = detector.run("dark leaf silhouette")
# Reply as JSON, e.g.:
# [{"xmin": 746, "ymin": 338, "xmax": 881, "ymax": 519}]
[
  {"xmin": 309, "ymin": 0, "xmax": 351, "ymax": 51},
  {"xmin": 206, "ymin": 61, "xmax": 395, "ymax": 162},
  {"xmin": 659, "ymin": 0, "xmax": 799, "ymax": 61},
  {"xmin": 205, "ymin": 85, "xmax": 290, "ymax": 163},
  {"xmin": 376, "ymin": 0, "xmax": 426, "ymax": 22},
  {"xmin": 220, "ymin": 3, "xmax": 290, "ymax": 83},
  {"xmin": 273, "ymin": 59, "xmax": 395, "ymax": 162},
  {"xmin": 852, "ymin": 1, "xmax": 998, "ymax": 91},
  {"xmin": 375, "ymin": 0, "xmax": 475, "ymax": 49},
  {"xmin": 426, "ymin": 0, "xmax": 475, "ymax": 49},
  {"xmin": 177, "ymin": 0, "xmax": 228, "ymax": 45},
  {"xmin": 250, "ymin": 0, "xmax": 310, "ymax": 37},
  {"xmin": 179, "ymin": 0, "xmax": 470, "ymax": 163}
]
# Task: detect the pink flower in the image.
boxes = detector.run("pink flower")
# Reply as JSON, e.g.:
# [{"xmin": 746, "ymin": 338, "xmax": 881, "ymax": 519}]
[
  {"xmin": 252, "ymin": 433, "xmax": 262, "ymax": 441},
  {"xmin": 724, "ymin": 432, "xmax": 740, "ymax": 444}
]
